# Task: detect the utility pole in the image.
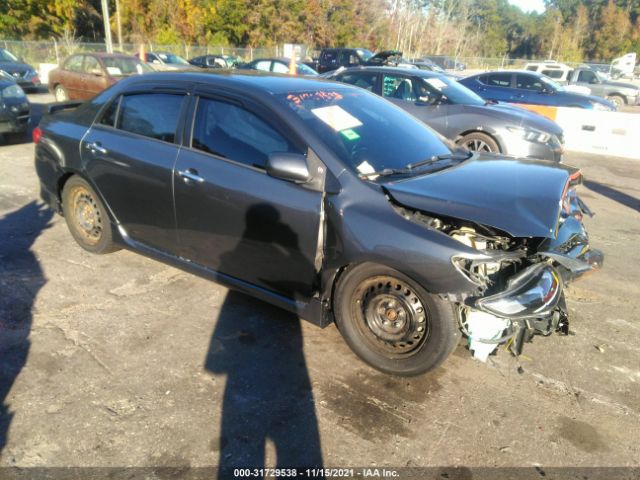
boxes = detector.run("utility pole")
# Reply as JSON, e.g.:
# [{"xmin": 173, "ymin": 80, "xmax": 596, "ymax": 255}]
[
  {"xmin": 115, "ymin": 0, "xmax": 123, "ymax": 51},
  {"xmin": 101, "ymin": 0, "xmax": 113, "ymax": 53}
]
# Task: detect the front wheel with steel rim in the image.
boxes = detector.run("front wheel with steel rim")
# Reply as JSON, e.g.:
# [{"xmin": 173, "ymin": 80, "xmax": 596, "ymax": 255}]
[
  {"xmin": 334, "ymin": 263, "xmax": 460, "ymax": 376},
  {"xmin": 62, "ymin": 176, "xmax": 118, "ymax": 254},
  {"xmin": 54, "ymin": 84, "xmax": 69, "ymax": 102},
  {"xmin": 456, "ymin": 131, "xmax": 500, "ymax": 154}
]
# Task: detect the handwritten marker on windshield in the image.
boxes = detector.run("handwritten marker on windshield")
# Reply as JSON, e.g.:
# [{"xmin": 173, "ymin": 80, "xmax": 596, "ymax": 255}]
[{"xmin": 289, "ymin": 55, "xmax": 296, "ymax": 76}]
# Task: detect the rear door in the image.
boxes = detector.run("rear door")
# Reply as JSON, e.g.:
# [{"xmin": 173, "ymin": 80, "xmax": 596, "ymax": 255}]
[
  {"xmin": 81, "ymin": 87, "xmax": 188, "ymax": 253},
  {"xmin": 173, "ymin": 91, "xmax": 322, "ymax": 299},
  {"xmin": 61, "ymin": 55, "xmax": 85, "ymax": 99},
  {"xmin": 482, "ymin": 72, "xmax": 514, "ymax": 102}
]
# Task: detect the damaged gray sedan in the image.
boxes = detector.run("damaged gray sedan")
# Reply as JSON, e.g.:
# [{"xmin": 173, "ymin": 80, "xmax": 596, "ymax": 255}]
[{"xmin": 34, "ymin": 72, "xmax": 602, "ymax": 376}]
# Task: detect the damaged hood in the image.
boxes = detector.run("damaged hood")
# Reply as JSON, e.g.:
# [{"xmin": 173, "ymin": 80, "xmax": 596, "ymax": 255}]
[{"xmin": 384, "ymin": 155, "xmax": 579, "ymax": 238}]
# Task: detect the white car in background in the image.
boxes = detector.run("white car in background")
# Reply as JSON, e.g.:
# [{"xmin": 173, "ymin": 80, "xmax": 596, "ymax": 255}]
[{"xmin": 524, "ymin": 61, "xmax": 591, "ymax": 95}]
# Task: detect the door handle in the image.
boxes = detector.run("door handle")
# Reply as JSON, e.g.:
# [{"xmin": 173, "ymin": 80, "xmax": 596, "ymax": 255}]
[
  {"xmin": 178, "ymin": 168, "xmax": 204, "ymax": 183},
  {"xmin": 86, "ymin": 141, "xmax": 108, "ymax": 155}
]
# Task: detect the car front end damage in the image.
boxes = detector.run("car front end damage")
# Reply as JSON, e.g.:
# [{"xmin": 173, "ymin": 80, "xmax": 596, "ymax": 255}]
[{"xmin": 391, "ymin": 169, "xmax": 602, "ymax": 361}]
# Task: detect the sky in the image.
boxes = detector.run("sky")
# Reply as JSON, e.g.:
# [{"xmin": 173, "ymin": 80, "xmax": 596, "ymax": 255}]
[{"xmin": 508, "ymin": 0, "xmax": 546, "ymax": 14}]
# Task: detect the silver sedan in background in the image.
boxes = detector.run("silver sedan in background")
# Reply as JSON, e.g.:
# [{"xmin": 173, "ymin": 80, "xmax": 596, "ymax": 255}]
[{"xmin": 325, "ymin": 66, "xmax": 565, "ymax": 162}]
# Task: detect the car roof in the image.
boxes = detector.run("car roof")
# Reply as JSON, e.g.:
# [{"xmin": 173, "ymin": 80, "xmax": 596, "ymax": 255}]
[
  {"xmin": 121, "ymin": 70, "xmax": 346, "ymax": 94},
  {"xmin": 335, "ymin": 65, "xmax": 444, "ymax": 78},
  {"xmin": 469, "ymin": 70, "xmax": 542, "ymax": 77}
]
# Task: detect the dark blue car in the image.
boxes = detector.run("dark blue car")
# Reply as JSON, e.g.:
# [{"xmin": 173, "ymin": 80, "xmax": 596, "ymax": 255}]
[{"xmin": 459, "ymin": 70, "xmax": 616, "ymax": 111}]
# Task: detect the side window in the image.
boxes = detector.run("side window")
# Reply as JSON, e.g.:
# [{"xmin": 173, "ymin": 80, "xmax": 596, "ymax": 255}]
[
  {"xmin": 337, "ymin": 72, "xmax": 378, "ymax": 92},
  {"xmin": 272, "ymin": 61, "xmax": 289, "ymax": 74},
  {"xmin": 83, "ymin": 56, "xmax": 100, "ymax": 74},
  {"xmin": 64, "ymin": 55, "xmax": 84, "ymax": 72},
  {"xmin": 117, "ymin": 93, "xmax": 184, "ymax": 142},
  {"xmin": 486, "ymin": 73, "xmax": 512, "ymax": 87},
  {"xmin": 322, "ymin": 50, "xmax": 337, "ymax": 66},
  {"xmin": 516, "ymin": 74, "xmax": 544, "ymax": 91},
  {"xmin": 99, "ymin": 96, "xmax": 120, "ymax": 127},
  {"xmin": 192, "ymin": 97, "xmax": 299, "ymax": 169},
  {"xmin": 382, "ymin": 74, "xmax": 417, "ymax": 101},
  {"xmin": 577, "ymin": 70, "xmax": 596, "ymax": 83},
  {"xmin": 254, "ymin": 60, "xmax": 271, "ymax": 72},
  {"xmin": 542, "ymin": 69, "xmax": 563, "ymax": 79},
  {"xmin": 526, "ymin": 65, "xmax": 538, "ymax": 71}
]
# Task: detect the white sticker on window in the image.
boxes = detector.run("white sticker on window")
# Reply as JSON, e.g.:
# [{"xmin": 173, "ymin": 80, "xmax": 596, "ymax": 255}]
[
  {"xmin": 425, "ymin": 78, "xmax": 448, "ymax": 90},
  {"xmin": 106, "ymin": 67, "xmax": 122, "ymax": 75},
  {"xmin": 311, "ymin": 105, "xmax": 362, "ymax": 132}
]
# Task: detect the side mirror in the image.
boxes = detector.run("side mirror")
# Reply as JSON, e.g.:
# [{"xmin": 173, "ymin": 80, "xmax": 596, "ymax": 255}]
[
  {"xmin": 589, "ymin": 77, "xmax": 598, "ymax": 84},
  {"xmin": 266, "ymin": 152, "xmax": 311, "ymax": 184},
  {"xmin": 90, "ymin": 68, "xmax": 103, "ymax": 76}
]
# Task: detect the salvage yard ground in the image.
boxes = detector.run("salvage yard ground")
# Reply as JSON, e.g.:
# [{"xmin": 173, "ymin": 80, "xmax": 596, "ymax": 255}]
[{"xmin": 0, "ymin": 93, "xmax": 639, "ymax": 476}]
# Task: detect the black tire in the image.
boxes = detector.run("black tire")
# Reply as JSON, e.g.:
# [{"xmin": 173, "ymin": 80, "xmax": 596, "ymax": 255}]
[
  {"xmin": 456, "ymin": 132, "xmax": 500, "ymax": 153},
  {"xmin": 334, "ymin": 263, "xmax": 460, "ymax": 376},
  {"xmin": 61, "ymin": 175, "xmax": 119, "ymax": 254},
  {"xmin": 54, "ymin": 84, "xmax": 69, "ymax": 102},
  {"xmin": 605, "ymin": 94, "xmax": 625, "ymax": 109}
]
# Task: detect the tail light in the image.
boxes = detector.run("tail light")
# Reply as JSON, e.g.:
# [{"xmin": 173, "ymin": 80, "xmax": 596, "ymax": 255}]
[
  {"xmin": 31, "ymin": 75, "xmax": 40, "ymax": 84},
  {"xmin": 32, "ymin": 126, "xmax": 42, "ymax": 144}
]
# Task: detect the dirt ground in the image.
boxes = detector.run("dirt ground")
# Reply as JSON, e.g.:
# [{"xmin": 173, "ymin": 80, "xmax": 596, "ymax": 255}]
[{"xmin": 0, "ymin": 93, "xmax": 639, "ymax": 479}]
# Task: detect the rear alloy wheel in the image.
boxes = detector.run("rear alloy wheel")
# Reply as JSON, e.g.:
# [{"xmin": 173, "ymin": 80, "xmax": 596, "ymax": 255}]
[
  {"xmin": 334, "ymin": 264, "xmax": 460, "ymax": 376},
  {"xmin": 605, "ymin": 94, "xmax": 625, "ymax": 109},
  {"xmin": 457, "ymin": 132, "xmax": 500, "ymax": 153},
  {"xmin": 62, "ymin": 176, "xmax": 118, "ymax": 254},
  {"xmin": 54, "ymin": 85, "xmax": 69, "ymax": 102}
]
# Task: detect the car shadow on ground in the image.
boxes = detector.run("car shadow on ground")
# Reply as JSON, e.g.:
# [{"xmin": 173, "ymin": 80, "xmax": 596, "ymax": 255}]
[
  {"xmin": 0, "ymin": 201, "xmax": 52, "ymax": 457},
  {"xmin": 584, "ymin": 180, "xmax": 640, "ymax": 212},
  {"xmin": 204, "ymin": 203, "xmax": 323, "ymax": 474}
]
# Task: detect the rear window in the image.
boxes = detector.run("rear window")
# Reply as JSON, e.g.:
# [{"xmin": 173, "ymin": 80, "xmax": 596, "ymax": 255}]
[
  {"xmin": 117, "ymin": 93, "xmax": 184, "ymax": 142},
  {"xmin": 542, "ymin": 69, "xmax": 563, "ymax": 79}
]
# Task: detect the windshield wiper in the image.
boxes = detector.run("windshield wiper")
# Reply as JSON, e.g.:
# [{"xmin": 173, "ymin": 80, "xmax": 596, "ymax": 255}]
[{"xmin": 359, "ymin": 151, "xmax": 472, "ymax": 178}]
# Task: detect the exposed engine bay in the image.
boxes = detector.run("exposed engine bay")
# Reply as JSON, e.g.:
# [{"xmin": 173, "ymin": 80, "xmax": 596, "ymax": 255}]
[{"xmin": 390, "ymin": 175, "xmax": 603, "ymax": 361}]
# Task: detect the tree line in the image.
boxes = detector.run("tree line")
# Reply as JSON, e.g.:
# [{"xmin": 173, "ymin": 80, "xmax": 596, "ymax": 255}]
[{"xmin": 1, "ymin": 0, "xmax": 639, "ymax": 61}]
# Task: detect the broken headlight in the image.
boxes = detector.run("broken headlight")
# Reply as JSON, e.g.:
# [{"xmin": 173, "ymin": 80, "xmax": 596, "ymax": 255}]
[{"xmin": 475, "ymin": 263, "xmax": 562, "ymax": 318}]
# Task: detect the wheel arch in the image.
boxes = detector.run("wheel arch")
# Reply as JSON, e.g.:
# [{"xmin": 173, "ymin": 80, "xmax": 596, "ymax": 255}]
[{"xmin": 455, "ymin": 129, "xmax": 504, "ymax": 153}]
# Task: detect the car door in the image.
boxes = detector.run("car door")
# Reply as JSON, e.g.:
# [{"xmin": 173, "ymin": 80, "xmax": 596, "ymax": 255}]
[
  {"xmin": 575, "ymin": 70, "xmax": 604, "ymax": 96},
  {"xmin": 61, "ymin": 55, "xmax": 85, "ymax": 99},
  {"xmin": 81, "ymin": 55, "xmax": 108, "ymax": 99},
  {"xmin": 81, "ymin": 88, "xmax": 188, "ymax": 254},
  {"xmin": 481, "ymin": 72, "xmax": 515, "ymax": 102},
  {"xmin": 513, "ymin": 73, "xmax": 550, "ymax": 105},
  {"xmin": 380, "ymin": 73, "xmax": 449, "ymax": 136},
  {"xmin": 173, "ymin": 92, "xmax": 323, "ymax": 299}
]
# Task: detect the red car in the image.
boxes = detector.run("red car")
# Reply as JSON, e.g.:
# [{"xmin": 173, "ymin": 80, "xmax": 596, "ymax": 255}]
[{"xmin": 48, "ymin": 53, "xmax": 152, "ymax": 101}]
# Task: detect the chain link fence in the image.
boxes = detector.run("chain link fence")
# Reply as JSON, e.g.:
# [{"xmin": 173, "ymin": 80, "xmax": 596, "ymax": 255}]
[{"xmin": 0, "ymin": 39, "xmax": 607, "ymax": 74}]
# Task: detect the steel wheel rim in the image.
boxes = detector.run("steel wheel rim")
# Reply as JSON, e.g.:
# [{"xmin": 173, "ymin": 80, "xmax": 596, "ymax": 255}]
[
  {"xmin": 465, "ymin": 138, "xmax": 492, "ymax": 152},
  {"xmin": 352, "ymin": 276, "xmax": 430, "ymax": 357},
  {"xmin": 70, "ymin": 186, "xmax": 103, "ymax": 245}
]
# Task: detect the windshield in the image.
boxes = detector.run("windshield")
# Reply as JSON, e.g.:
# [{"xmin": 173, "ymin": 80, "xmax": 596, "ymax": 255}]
[
  {"xmin": 102, "ymin": 57, "xmax": 152, "ymax": 76},
  {"xmin": 0, "ymin": 49, "xmax": 19, "ymax": 63},
  {"xmin": 276, "ymin": 88, "xmax": 455, "ymax": 179},
  {"xmin": 357, "ymin": 49, "xmax": 374, "ymax": 61},
  {"xmin": 418, "ymin": 75, "xmax": 485, "ymax": 106},
  {"xmin": 157, "ymin": 53, "xmax": 189, "ymax": 65},
  {"xmin": 296, "ymin": 63, "xmax": 318, "ymax": 76}
]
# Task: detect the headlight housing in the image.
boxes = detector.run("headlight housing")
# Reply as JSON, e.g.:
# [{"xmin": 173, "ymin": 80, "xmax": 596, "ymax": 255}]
[
  {"xmin": 1, "ymin": 84, "xmax": 26, "ymax": 99},
  {"xmin": 506, "ymin": 126, "xmax": 550, "ymax": 144}
]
